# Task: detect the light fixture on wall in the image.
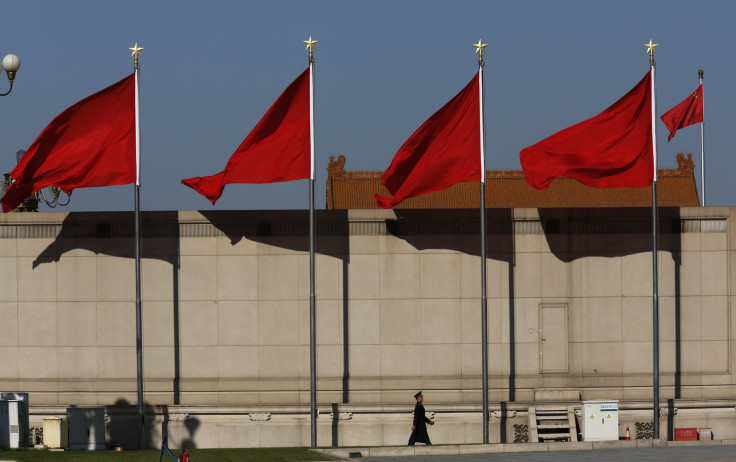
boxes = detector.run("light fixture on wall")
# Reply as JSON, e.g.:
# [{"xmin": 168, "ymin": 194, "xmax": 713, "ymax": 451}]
[
  {"xmin": 0, "ymin": 53, "xmax": 20, "ymax": 96},
  {"xmin": 0, "ymin": 56, "xmax": 68, "ymax": 212},
  {"xmin": 1, "ymin": 150, "xmax": 72, "ymax": 211}
]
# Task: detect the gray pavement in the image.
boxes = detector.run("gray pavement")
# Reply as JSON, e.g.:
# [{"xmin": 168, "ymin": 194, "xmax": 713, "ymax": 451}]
[{"xmin": 355, "ymin": 445, "xmax": 736, "ymax": 462}]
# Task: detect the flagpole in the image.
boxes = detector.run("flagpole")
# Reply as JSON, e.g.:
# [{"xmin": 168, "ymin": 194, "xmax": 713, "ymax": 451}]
[
  {"xmin": 645, "ymin": 39, "xmax": 660, "ymax": 439},
  {"xmin": 699, "ymin": 70, "xmax": 705, "ymax": 206},
  {"xmin": 305, "ymin": 36, "xmax": 318, "ymax": 448},
  {"xmin": 129, "ymin": 42, "xmax": 145, "ymax": 450},
  {"xmin": 474, "ymin": 39, "xmax": 489, "ymax": 444}
]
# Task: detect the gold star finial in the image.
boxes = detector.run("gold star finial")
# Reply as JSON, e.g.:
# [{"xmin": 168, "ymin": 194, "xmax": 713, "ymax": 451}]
[
  {"xmin": 473, "ymin": 39, "xmax": 488, "ymax": 56},
  {"xmin": 304, "ymin": 36, "xmax": 318, "ymax": 52},
  {"xmin": 644, "ymin": 39, "xmax": 658, "ymax": 57},
  {"xmin": 129, "ymin": 43, "xmax": 143, "ymax": 58}
]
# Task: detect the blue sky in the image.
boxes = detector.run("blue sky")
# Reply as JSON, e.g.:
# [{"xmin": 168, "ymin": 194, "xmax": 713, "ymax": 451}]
[{"xmin": 0, "ymin": 0, "xmax": 731, "ymax": 211}]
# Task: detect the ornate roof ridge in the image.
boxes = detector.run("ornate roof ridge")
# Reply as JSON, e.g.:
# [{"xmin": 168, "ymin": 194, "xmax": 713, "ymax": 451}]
[{"xmin": 328, "ymin": 153, "xmax": 696, "ymax": 180}]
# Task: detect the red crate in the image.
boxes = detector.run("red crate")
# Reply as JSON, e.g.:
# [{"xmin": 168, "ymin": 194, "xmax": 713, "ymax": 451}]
[{"xmin": 675, "ymin": 428, "xmax": 698, "ymax": 441}]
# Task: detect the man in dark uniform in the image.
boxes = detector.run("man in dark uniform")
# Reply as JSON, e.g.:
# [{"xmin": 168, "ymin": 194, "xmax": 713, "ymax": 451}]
[{"xmin": 408, "ymin": 391, "xmax": 434, "ymax": 445}]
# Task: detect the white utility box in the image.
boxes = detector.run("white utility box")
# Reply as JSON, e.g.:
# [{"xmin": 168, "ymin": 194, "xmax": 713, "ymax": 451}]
[
  {"xmin": 0, "ymin": 400, "xmax": 21, "ymax": 448},
  {"xmin": 2, "ymin": 393, "xmax": 29, "ymax": 446},
  {"xmin": 67, "ymin": 407, "xmax": 105, "ymax": 450},
  {"xmin": 581, "ymin": 400, "xmax": 619, "ymax": 441},
  {"xmin": 43, "ymin": 417, "xmax": 68, "ymax": 449}
]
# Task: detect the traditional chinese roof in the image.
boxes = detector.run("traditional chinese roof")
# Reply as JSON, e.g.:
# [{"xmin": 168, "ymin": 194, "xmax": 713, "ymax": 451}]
[{"xmin": 326, "ymin": 153, "xmax": 700, "ymax": 209}]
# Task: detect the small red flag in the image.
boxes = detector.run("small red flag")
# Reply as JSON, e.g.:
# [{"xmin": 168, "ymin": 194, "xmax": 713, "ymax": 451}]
[
  {"xmin": 1, "ymin": 73, "xmax": 136, "ymax": 213},
  {"xmin": 376, "ymin": 72, "xmax": 481, "ymax": 208},
  {"xmin": 520, "ymin": 70, "xmax": 653, "ymax": 190},
  {"xmin": 182, "ymin": 67, "xmax": 311, "ymax": 204},
  {"xmin": 661, "ymin": 83, "xmax": 703, "ymax": 141}
]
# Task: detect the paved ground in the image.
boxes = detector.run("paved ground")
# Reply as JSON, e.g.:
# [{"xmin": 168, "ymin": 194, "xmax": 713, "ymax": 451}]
[{"xmin": 356, "ymin": 445, "xmax": 736, "ymax": 462}]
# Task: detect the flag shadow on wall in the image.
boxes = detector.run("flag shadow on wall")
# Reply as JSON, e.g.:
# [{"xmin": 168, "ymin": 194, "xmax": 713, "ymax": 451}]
[
  {"xmin": 32, "ymin": 211, "xmax": 180, "ymax": 268},
  {"xmin": 384, "ymin": 208, "xmax": 513, "ymax": 262},
  {"xmin": 538, "ymin": 207, "xmax": 682, "ymax": 262}
]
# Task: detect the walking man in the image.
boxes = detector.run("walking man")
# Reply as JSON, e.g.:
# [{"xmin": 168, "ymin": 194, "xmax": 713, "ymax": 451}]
[{"xmin": 408, "ymin": 391, "xmax": 434, "ymax": 445}]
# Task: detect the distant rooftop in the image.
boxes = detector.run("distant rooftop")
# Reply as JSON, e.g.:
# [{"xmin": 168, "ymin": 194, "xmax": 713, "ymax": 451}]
[{"xmin": 326, "ymin": 153, "xmax": 700, "ymax": 209}]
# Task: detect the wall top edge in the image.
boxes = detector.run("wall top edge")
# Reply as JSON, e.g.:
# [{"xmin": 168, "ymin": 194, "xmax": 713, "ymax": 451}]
[{"xmin": 0, "ymin": 206, "xmax": 729, "ymax": 225}]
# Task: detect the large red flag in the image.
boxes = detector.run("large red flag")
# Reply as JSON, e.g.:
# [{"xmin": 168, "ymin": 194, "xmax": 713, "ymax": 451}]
[
  {"xmin": 1, "ymin": 73, "xmax": 136, "ymax": 212},
  {"xmin": 182, "ymin": 67, "xmax": 311, "ymax": 204},
  {"xmin": 375, "ymin": 72, "xmax": 481, "ymax": 208},
  {"xmin": 661, "ymin": 83, "xmax": 703, "ymax": 141},
  {"xmin": 520, "ymin": 70, "xmax": 653, "ymax": 190}
]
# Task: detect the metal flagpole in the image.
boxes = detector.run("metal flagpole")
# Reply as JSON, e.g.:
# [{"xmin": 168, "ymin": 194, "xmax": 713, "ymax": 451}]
[
  {"xmin": 129, "ymin": 42, "xmax": 145, "ymax": 450},
  {"xmin": 645, "ymin": 39, "xmax": 660, "ymax": 439},
  {"xmin": 474, "ymin": 39, "xmax": 489, "ymax": 444},
  {"xmin": 305, "ymin": 35, "xmax": 318, "ymax": 448},
  {"xmin": 699, "ymin": 70, "xmax": 705, "ymax": 206}
]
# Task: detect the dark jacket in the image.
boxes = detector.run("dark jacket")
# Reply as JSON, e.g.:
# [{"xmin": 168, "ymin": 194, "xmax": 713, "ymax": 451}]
[{"xmin": 408, "ymin": 402, "xmax": 432, "ymax": 445}]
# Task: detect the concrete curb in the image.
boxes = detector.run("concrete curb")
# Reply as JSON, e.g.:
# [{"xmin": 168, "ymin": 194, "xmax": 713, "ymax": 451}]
[{"xmin": 314, "ymin": 439, "xmax": 736, "ymax": 459}]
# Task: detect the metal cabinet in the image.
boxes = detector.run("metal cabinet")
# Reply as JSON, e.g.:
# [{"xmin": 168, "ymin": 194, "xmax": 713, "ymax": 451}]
[
  {"xmin": 581, "ymin": 400, "xmax": 619, "ymax": 441},
  {"xmin": 43, "ymin": 417, "xmax": 66, "ymax": 449},
  {"xmin": 0, "ymin": 400, "xmax": 21, "ymax": 448},
  {"xmin": 1, "ymin": 393, "xmax": 28, "ymax": 447},
  {"xmin": 67, "ymin": 407, "xmax": 105, "ymax": 450}
]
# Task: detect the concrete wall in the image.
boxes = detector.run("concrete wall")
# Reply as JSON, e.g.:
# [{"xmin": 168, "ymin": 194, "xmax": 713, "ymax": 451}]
[{"xmin": 0, "ymin": 207, "xmax": 734, "ymax": 448}]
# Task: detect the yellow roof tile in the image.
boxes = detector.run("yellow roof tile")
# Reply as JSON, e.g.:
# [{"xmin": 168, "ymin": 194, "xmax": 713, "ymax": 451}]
[{"xmin": 326, "ymin": 153, "xmax": 700, "ymax": 209}]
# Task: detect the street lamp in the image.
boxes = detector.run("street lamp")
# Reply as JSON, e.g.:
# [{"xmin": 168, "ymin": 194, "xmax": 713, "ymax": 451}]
[
  {"xmin": 0, "ymin": 150, "xmax": 72, "ymax": 212},
  {"xmin": 0, "ymin": 53, "xmax": 20, "ymax": 96},
  {"xmin": 0, "ymin": 57, "xmax": 62, "ymax": 212}
]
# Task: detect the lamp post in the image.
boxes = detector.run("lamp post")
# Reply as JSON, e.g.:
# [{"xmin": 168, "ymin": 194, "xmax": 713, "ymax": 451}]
[
  {"xmin": 0, "ymin": 55, "xmax": 52, "ymax": 212},
  {"xmin": 0, "ymin": 53, "xmax": 20, "ymax": 96},
  {"xmin": 0, "ymin": 150, "xmax": 72, "ymax": 211}
]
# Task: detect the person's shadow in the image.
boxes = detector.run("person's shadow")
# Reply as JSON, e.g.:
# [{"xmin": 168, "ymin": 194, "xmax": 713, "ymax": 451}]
[{"xmin": 106, "ymin": 398, "xmax": 157, "ymax": 449}]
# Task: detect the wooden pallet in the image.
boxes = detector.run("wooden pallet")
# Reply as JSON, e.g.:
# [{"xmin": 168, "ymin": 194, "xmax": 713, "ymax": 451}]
[{"xmin": 528, "ymin": 405, "xmax": 578, "ymax": 442}]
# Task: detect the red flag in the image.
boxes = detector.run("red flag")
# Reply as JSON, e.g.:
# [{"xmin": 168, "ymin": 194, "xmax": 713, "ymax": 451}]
[
  {"xmin": 1, "ymin": 73, "xmax": 136, "ymax": 212},
  {"xmin": 375, "ymin": 73, "xmax": 481, "ymax": 208},
  {"xmin": 520, "ymin": 70, "xmax": 653, "ymax": 190},
  {"xmin": 661, "ymin": 83, "xmax": 703, "ymax": 141},
  {"xmin": 182, "ymin": 67, "xmax": 311, "ymax": 204}
]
